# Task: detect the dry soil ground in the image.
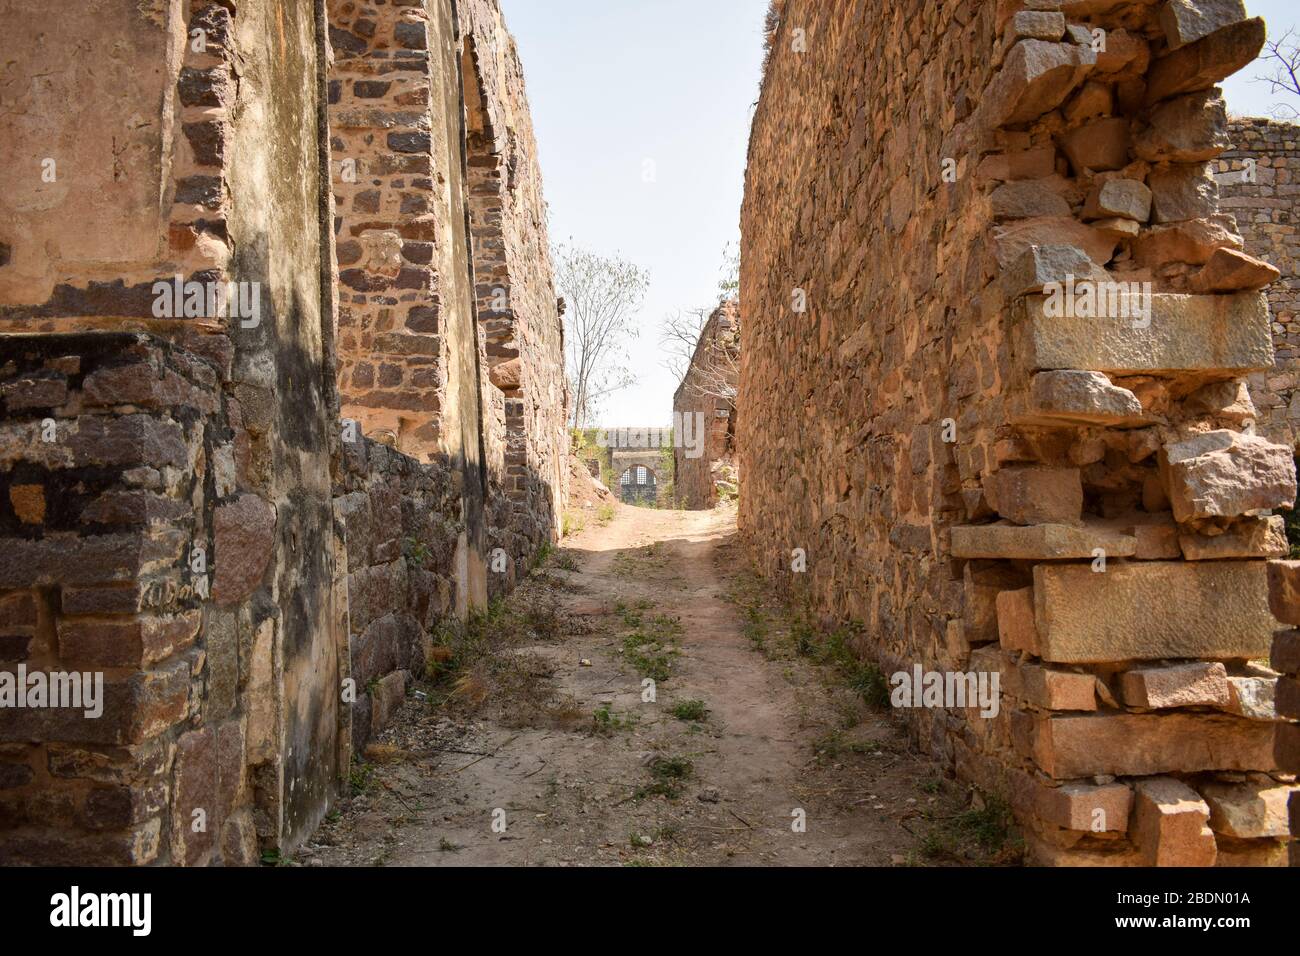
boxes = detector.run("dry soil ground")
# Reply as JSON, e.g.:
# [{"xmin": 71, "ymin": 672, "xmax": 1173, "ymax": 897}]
[{"xmin": 305, "ymin": 502, "xmax": 1016, "ymax": 867}]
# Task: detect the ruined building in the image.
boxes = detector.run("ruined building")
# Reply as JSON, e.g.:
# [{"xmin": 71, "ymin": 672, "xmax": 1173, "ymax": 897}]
[
  {"xmin": 0, "ymin": 0, "xmax": 565, "ymax": 864},
  {"xmin": 607, "ymin": 429, "xmax": 667, "ymax": 506},
  {"xmin": 741, "ymin": 0, "xmax": 1298, "ymax": 864},
  {"xmin": 672, "ymin": 302, "xmax": 740, "ymax": 509},
  {"xmin": 672, "ymin": 299, "xmax": 740, "ymax": 510}
]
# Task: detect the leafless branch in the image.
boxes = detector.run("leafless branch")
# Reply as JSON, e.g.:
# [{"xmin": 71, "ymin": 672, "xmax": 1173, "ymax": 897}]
[
  {"xmin": 661, "ymin": 302, "xmax": 740, "ymax": 408},
  {"xmin": 552, "ymin": 241, "xmax": 649, "ymax": 429},
  {"xmin": 1253, "ymin": 26, "xmax": 1300, "ymax": 118}
]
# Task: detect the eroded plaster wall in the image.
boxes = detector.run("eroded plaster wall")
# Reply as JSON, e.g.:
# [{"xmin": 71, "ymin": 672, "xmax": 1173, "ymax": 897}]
[
  {"xmin": 0, "ymin": 0, "xmax": 564, "ymax": 865},
  {"xmin": 0, "ymin": 0, "xmax": 343, "ymax": 863}
]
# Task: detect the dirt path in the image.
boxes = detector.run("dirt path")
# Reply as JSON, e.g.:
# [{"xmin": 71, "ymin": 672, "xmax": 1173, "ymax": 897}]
[{"xmin": 306, "ymin": 503, "xmax": 991, "ymax": 867}]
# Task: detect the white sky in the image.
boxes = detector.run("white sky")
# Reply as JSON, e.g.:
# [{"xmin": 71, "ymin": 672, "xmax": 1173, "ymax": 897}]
[{"xmin": 501, "ymin": 0, "xmax": 1299, "ymax": 429}]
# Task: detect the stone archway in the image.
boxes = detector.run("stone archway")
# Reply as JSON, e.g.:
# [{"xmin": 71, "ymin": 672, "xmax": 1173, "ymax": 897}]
[{"xmin": 610, "ymin": 447, "xmax": 662, "ymax": 506}]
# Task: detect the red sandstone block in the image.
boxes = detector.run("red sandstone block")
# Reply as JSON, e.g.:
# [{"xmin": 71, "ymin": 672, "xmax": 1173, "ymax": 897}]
[
  {"xmin": 1267, "ymin": 560, "xmax": 1300, "ymax": 625},
  {"xmin": 996, "ymin": 586, "xmax": 1041, "ymax": 654},
  {"xmin": 46, "ymin": 739, "xmax": 169, "ymax": 784},
  {"xmin": 0, "ymin": 657, "xmax": 190, "ymax": 746},
  {"xmin": 65, "ymin": 415, "xmax": 189, "ymax": 470},
  {"xmin": 0, "ymin": 817, "xmax": 162, "ymax": 866},
  {"xmin": 171, "ymin": 727, "xmax": 217, "ymax": 866},
  {"xmin": 1025, "ymin": 712, "xmax": 1275, "ymax": 779},
  {"xmin": 984, "ymin": 466, "xmax": 1083, "ymax": 526},
  {"xmin": 219, "ymin": 809, "xmax": 259, "ymax": 866},
  {"xmin": 79, "ymin": 780, "xmax": 167, "ymax": 831},
  {"xmin": 1119, "ymin": 661, "xmax": 1230, "ymax": 709},
  {"xmin": 1277, "ymin": 722, "xmax": 1300, "ymax": 773},
  {"xmin": 1026, "ymin": 778, "xmax": 1132, "ymax": 832},
  {"xmin": 1132, "ymin": 777, "xmax": 1217, "ymax": 867},
  {"xmin": 0, "ymin": 534, "xmax": 154, "ymax": 590},
  {"xmin": 211, "ymin": 494, "xmax": 275, "ymax": 606},
  {"xmin": 1019, "ymin": 662, "xmax": 1097, "ymax": 710},
  {"xmin": 215, "ymin": 719, "xmax": 245, "ymax": 821},
  {"xmin": 57, "ymin": 611, "xmax": 200, "ymax": 668},
  {"xmin": 1273, "ymin": 629, "xmax": 1300, "ymax": 676}
]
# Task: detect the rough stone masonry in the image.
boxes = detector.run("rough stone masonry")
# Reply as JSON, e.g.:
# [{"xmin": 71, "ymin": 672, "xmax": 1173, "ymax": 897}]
[
  {"xmin": 0, "ymin": 0, "xmax": 565, "ymax": 864},
  {"xmin": 1220, "ymin": 118, "xmax": 1300, "ymax": 450},
  {"xmin": 741, "ymin": 0, "xmax": 1298, "ymax": 864},
  {"xmin": 672, "ymin": 299, "xmax": 740, "ymax": 510}
]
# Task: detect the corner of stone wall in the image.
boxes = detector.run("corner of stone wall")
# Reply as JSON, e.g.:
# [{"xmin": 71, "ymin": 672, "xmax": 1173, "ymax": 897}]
[
  {"xmin": 956, "ymin": 0, "xmax": 1294, "ymax": 866},
  {"xmin": 740, "ymin": 0, "xmax": 1299, "ymax": 866},
  {"xmin": 0, "ymin": 332, "xmax": 261, "ymax": 865}
]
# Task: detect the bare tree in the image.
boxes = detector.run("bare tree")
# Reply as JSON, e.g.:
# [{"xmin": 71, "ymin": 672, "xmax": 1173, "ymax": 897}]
[
  {"xmin": 553, "ymin": 241, "xmax": 649, "ymax": 429},
  {"xmin": 661, "ymin": 244, "xmax": 741, "ymax": 407},
  {"xmin": 717, "ymin": 240, "xmax": 739, "ymax": 299},
  {"xmin": 1253, "ymin": 26, "xmax": 1300, "ymax": 119},
  {"xmin": 661, "ymin": 302, "xmax": 740, "ymax": 409}
]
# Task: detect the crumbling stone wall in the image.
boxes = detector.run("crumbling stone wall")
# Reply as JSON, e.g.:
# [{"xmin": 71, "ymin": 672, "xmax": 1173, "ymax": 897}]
[
  {"xmin": 742, "ymin": 0, "xmax": 1296, "ymax": 865},
  {"xmin": 328, "ymin": 0, "xmax": 463, "ymax": 460},
  {"xmin": 327, "ymin": 0, "xmax": 565, "ymax": 600},
  {"xmin": 1220, "ymin": 119, "xmax": 1300, "ymax": 449},
  {"xmin": 460, "ymin": 0, "xmax": 569, "ymax": 594},
  {"xmin": 0, "ymin": 0, "xmax": 344, "ymax": 863},
  {"xmin": 334, "ymin": 436, "xmax": 464, "ymax": 753},
  {"xmin": 0, "ymin": 0, "xmax": 562, "ymax": 865},
  {"xmin": 1268, "ymin": 561, "xmax": 1300, "ymax": 865},
  {"xmin": 673, "ymin": 300, "xmax": 739, "ymax": 510}
]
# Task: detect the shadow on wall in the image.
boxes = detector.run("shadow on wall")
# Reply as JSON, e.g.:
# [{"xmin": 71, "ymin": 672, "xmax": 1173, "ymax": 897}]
[{"xmin": 336, "ymin": 432, "xmax": 561, "ymax": 756}]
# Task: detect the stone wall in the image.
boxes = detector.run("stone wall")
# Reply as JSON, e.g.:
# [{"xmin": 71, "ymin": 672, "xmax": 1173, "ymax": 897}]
[
  {"xmin": 333, "ymin": 436, "xmax": 464, "ymax": 754},
  {"xmin": 0, "ymin": 0, "xmax": 563, "ymax": 865},
  {"xmin": 1268, "ymin": 561, "xmax": 1300, "ymax": 865},
  {"xmin": 741, "ymin": 0, "xmax": 1296, "ymax": 865},
  {"xmin": 672, "ymin": 300, "xmax": 739, "ymax": 510},
  {"xmin": 0, "ymin": 0, "xmax": 344, "ymax": 863},
  {"xmin": 1220, "ymin": 119, "xmax": 1300, "ymax": 449},
  {"xmin": 326, "ymin": 0, "xmax": 490, "ymax": 621},
  {"xmin": 327, "ymin": 0, "xmax": 565, "ymax": 601},
  {"xmin": 328, "ymin": 0, "xmax": 462, "ymax": 459},
  {"xmin": 460, "ymin": 0, "xmax": 569, "ymax": 595}
]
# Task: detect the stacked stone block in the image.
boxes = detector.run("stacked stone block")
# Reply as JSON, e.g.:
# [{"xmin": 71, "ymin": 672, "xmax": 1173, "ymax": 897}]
[
  {"xmin": 741, "ymin": 0, "xmax": 1296, "ymax": 864},
  {"xmin": 334, "ymin": 436, "xmax": 464, "ymax": 754},
  {"xmin": 1219, "ymin": 119, "xmax": 1300, "ymax": 449},
  {"xmin": 0, "ymin": 0, "xmax": 564, "ymax": 865},
  {"xmin": 1268, "ymin": 561, "xmax": 1300, "ymax": 865},
  {"xmin": 0, "ymin": 334, "xmax": 252, "ymax": 864}
]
